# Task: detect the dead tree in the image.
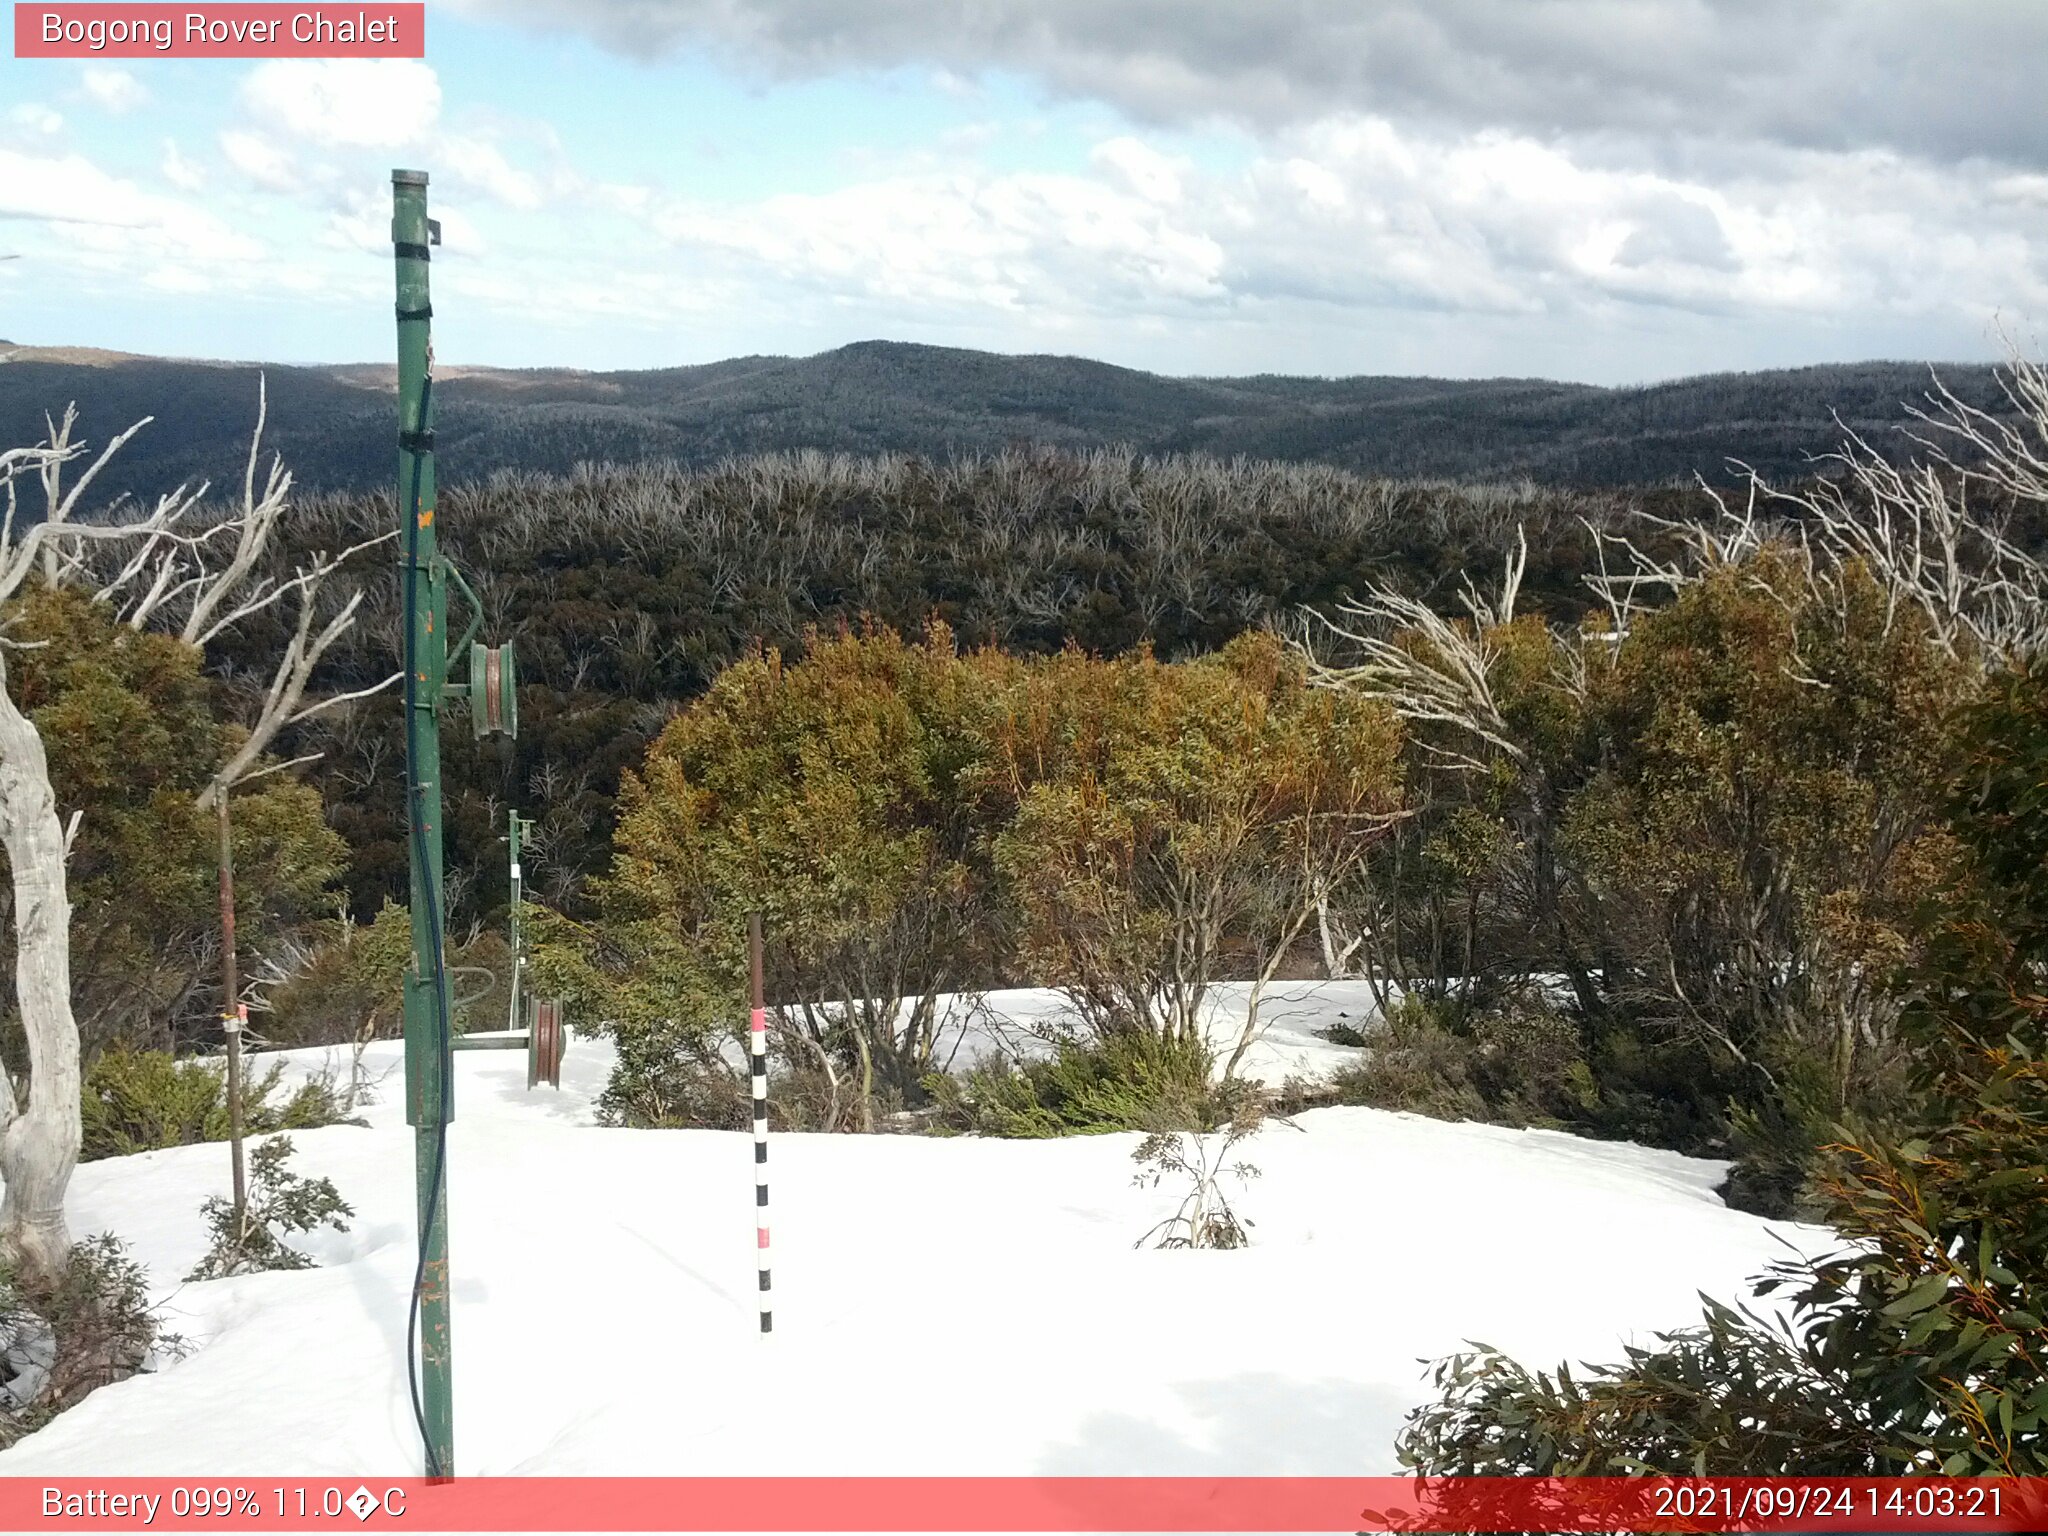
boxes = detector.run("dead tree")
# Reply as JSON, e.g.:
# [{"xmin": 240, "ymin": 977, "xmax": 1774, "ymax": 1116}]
[
  {"xmin": 0, "ymin": 386, "xmax": 393, "ymax": 1281},
  {"xmin": 0, "ymin": 426, "xmax": 210, "ymax": 1282}
]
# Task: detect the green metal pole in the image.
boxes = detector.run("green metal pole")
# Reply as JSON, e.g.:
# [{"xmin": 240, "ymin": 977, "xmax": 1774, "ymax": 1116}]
[{"xmin": 393, "ymin": 167, "xmax": 454, "ymax": 1481}]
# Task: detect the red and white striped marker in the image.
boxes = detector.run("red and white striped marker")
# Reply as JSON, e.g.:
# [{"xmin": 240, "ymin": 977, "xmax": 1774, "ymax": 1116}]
[{"xmin": 748, "ymin": 913, "xmax": 772, "ymax": 1334}]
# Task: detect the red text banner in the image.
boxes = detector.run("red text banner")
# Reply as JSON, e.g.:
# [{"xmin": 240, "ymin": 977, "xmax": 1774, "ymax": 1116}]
[
  {"xmin": 5, "ymin": 1477, "xmax": 2048, "ymax": 1532},
  {"xmin": 14, "ymin": 5, "xmax": 425, "ymax": 58}
]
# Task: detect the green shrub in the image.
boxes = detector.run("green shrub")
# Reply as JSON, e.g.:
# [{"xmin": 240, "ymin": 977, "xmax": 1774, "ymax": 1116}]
[
  {"xmin": 0, "ymin": 586, "xmax": 347, "ymax": 1061},
  {"xmin": 188, "ymin": 1136, "xmax": 353, "ymax": 1280},
  {"xmin": 1572, "ymin": 1021, "xmax": 1741, "ymax": 1156},
  {"xmin": 1320, "ymin": 995, "xmax": 1594, "ymax": 1128},
  {"xmin": 928, "ymin": 1029, "xmax": 1240, "ymax": 1137},
  {"xmin": 262, "ymin": 900, "xmax": 526, "ymax": 1049},
  {"xmin": 1470, "ymin": 999, "xmax": 1592, "ymax": 1121},
  {"xmin": 1321, "ymin": 997, "xmax": 1488, "ymax": 1121},
  {"xmin": 261, "ymin": 900, "xmax": 413, "ymax": 1048},
  {"xmin": 596, "ymin": 1038, "xmax": 749, "ymax": 1130},
  {"xmin": 79, "ymin": 1046, "xmax": 353, "ymax": 1163},
  {"xmin": 1396, "ymin": 1297, "xmax": 1892, "ymax": 1478},
  {"xmin": 1395, "ymin": 667, "xmax": 2048, "ymax": 1478},
  {"xmin": 0, "ymin": 1235, "xmax": 179, "ymax": 1446}
]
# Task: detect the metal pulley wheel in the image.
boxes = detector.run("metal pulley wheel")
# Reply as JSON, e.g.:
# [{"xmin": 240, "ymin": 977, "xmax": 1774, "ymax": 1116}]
[
  {"xmin": 526, "ymin": 996, "xmax": 567, "ymax": 1089},
  {"xmin": 470, "ymin": 641, "xmax": 519, "ymax": 739}
]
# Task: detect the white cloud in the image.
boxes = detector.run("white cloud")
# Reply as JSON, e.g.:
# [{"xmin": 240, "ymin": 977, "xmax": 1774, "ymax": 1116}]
[
  {"xmin": 219, "ymin": 131, "xmax": 298, "ymax": 194},
  {"xmin": 656, "ymin": 164, "xmax": 1227, "ymax": 315},
  {"xmin": 79, "ymin": 67, "xmax": 149, "ymax": 114},
  {"xmin": 3, "ymin": 3, "xmax": 2037, "ymax": 379},
  {"xmin": 1090, "ymin": 137, "xmax": 1184, "ymax": 205},
  {"xmin": 161, "ymin": 140, "xmax": 204, "ymax": 193},
  {"xmin": 597, "ymin": 107, "xmax": 2046, "ymax": 352},
  {"xmin": 403, "ymin": 3, "xmax": 2040, "ymax": 372},
  {"xmin": 432, "ymin": 206, "xmax": 489, "ymax": 255},
  {"xmin": 223, "ymin": 60, "xmax": 553, "ymax": 223},
  {"xmin": 0, "ymin": 147, "xmax": 260, "ymax": 263},
  {"xmin": 240, "ymin": 59, "xmax": 441, "ymax": 148},
  {"xmin": 440, "ymin": 136, "xmax": 545, "ymax": 210},
  {"xmin": 7, "ymin": 104, "xmax": 63, "ymax": 136}
]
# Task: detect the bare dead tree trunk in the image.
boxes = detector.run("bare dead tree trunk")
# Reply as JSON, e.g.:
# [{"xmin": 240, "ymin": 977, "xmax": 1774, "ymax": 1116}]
[{"xmin": 0, "ymin": 678, "xmax": 80, "ymax": 1286}]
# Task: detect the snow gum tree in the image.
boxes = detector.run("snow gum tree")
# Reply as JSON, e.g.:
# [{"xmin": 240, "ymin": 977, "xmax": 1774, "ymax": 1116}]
[
  {"xmin": 981, "ymin": 631, "xmax": 1404, "ymax": 1079},
  {"xmin": 1564, "ymin": 551, "xmax": 1966, "ymax": 1182},
  {"xmin": 1, "ymin": 587, "xmax": 344, "ymax": 1058},
  {"xmin": 0, "ymin": 429, "xmax": 165, "ymax": 1283},
  {"xmin": 583, "ymin": 622, "xmax": 998, "ymax": 1130},
  {"xmin": 1395, "ymin": 664, "xmax": 2048, "ymax": 1478},
  {"xmin": 1304, "ymin": 355, "xmax": 2048, "ymax": 1207},
  {"xmin": 0, "ymin": 394, "xmax": 387, "ymax": 1282}
]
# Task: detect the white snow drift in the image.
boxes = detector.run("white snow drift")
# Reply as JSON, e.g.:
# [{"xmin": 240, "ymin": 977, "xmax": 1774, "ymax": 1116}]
[{"xmin": 1, "ymin": 985, "xmax": 1826, "ymax": 1476}]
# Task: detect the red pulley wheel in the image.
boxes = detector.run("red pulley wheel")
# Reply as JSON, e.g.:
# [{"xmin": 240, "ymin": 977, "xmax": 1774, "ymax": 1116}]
[{"xmin": 527, "ymin": 998, "xmax": 565, "ymax": 1090}]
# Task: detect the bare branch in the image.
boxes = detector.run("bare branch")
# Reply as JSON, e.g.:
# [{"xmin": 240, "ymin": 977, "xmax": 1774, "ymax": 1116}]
[
  {"xmin": 287, "ymin": 669, "xmax": 402, "ymax": 727},
  {"xmin": 1301, "ymin": 532, "xmax": 1535, "ymax": 772},
  {"xmin": 227, "ymin": 751, "xmax": 327, "ymax": 789}
]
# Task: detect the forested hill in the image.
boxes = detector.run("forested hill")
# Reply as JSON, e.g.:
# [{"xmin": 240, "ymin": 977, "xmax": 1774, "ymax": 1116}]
[{"xmin": 0, "ymin": 338, "xmax": 2010, "ymax": 501}]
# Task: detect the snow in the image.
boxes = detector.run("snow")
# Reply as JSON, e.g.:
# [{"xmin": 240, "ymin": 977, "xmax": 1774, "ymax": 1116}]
[
  {"xmin": 923, "ymin": 978, "xmax": 1386, "ymax": 1085},
  {"xmin": 2, "ymin": 985, "xmax": 1830, "ymax": 1477}
]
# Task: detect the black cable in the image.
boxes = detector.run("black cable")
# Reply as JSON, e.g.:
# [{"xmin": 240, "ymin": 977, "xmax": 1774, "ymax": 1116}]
[{"xmin": 399, "ymin": 369, "xmax": 454, "ymax": 1480}]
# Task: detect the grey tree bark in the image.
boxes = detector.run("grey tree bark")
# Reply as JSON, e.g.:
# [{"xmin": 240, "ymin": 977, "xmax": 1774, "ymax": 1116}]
[{"xmin": 0, "ymin": 675, "xmax": 80, "ymax": 1285}]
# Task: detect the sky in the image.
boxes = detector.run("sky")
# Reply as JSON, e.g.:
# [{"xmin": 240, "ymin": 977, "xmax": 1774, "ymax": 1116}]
[{"xmin": 2, "ymin": 0, "xmax": 2045, "ymax": 384}]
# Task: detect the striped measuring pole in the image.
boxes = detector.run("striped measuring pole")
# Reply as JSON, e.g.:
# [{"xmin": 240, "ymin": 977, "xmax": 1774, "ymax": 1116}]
[{"xmin": 748, "ymin": 913, "xmax": 772, "ymax": 1333}]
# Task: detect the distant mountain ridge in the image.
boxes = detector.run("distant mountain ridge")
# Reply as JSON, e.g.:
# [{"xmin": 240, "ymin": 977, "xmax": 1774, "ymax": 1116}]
[{"xmin": 0, "ymin": 338, "xmax": 2011, "ymax": 501}]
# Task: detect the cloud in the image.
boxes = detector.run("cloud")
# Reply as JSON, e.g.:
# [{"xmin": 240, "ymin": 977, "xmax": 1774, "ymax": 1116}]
[
  {"xmin": 599, "ymin": 110, "xmax": 2045, "ymax": 347},
  {"xmin": 411, "ymin": 3, "xmax": 2042, "ymax": 369},
  {"xmin": 440, "ymin": 135, "xmax": 546, "ymax": 210},
  {"xmin": 79, "ymin": 66, "xmax": 149, "ymax": 114},
  {"xmin": 240, "ymin": 59, "xmax": 441, "ymax": 147},
  {"xmin": 223, "ymin": 59, "xmax": 560, "ymax": 217},
  {"xmin": 219, "ymin": 131, "xmax": 299, "ymax": 194},
  {"xmin": 444, "ymin": 1, "xmax": 2048, "ymax": 167},
  {"xmin": 650, "ymin": 162, "xmax": 1228, "ymax": 316},
  {"xmin": 0, "ymin": 147, "xmax": 259, "ymax": 262},
  {"xmin": 161, "ymin": 140, "xmax": 204, "ymax": 193},
  {"xmin": 5, "ymin": 0, "xmax": 2035, "ymax": 380},
  {"xmin": 6, "ymin": 104, "xmax": 64, "ymax": 136},
  {"xmin": 1091, "ymin": 138, "xmax": 1184, "ymax": 205}
]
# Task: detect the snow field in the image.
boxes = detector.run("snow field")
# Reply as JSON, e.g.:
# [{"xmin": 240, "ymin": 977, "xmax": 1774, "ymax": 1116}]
[{"xmin": 1, "ymin": 985, "xmax": 1829, "ymax": 1477}]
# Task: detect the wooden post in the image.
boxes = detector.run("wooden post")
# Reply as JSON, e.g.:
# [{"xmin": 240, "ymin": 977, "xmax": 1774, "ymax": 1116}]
[{"xmin": 218, "ymin": 792, "xmax": 247, "ymax": 1236}]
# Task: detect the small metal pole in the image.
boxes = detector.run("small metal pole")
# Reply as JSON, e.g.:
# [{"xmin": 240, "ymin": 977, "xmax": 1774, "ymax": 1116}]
[
  {"xmin": 218, "ymin": 793, "xmax": 247, "ymax": 1236},
  {"xmin": 749, "ymin": 913, "xmax": 772, "ymax": 1334},
  {"xmin": 506, "ymin": 810, "xmax": 529, "ymax": 1031}
]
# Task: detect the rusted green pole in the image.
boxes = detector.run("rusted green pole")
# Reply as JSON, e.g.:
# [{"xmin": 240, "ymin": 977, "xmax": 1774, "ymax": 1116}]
[{"xmin": 393, "ymin": 166, "xmax": 454, "ymax": 1481}]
